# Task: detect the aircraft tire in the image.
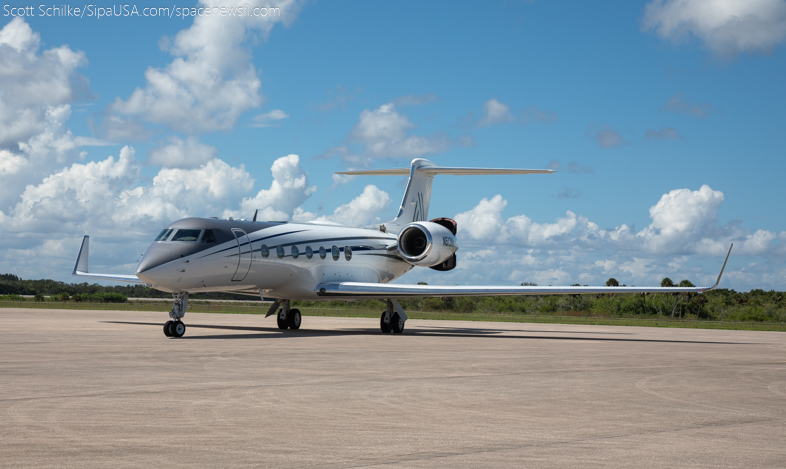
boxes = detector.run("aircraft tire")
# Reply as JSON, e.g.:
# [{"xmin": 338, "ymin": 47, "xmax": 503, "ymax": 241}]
[
  {"xmin": 163, "ymin": 320, "xmax": 173, "ymax": 337},
  {"xmin": 277, "ymin": 312, "xmax": 288, "ymax": 330},
  {"xmin": 391, "ymin": 313, "xmax": 404, "ymax": 334},
  {"xmin": 171, "ymin": 321, "xmax": 186, "ymax": 338},
  {"xmin": 288, "ymin": 309, "xmax": 301, "ymax": 330},
  {"xmin": 380, "ymin": 312, "xmax": 392, "ymax": 333}
]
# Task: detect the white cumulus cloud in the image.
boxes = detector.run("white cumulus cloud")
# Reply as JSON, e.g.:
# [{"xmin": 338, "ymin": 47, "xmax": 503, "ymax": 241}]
[
  {"xmin": 478, "ymin": 99, "xmax": 514, "ymax": 127},
  {"xmin": 108, "ymin": 0, "xmax": 302, "ymax": 135},
  {"xmin": 238, "ymin": 154, "xmax": 316, "ymax": 221},
  {"xmin": 642, "ymin": 0, "xmax": 786, "ymax": 56},
  {"xmin": 0, "ymin": 18, "xmax": 97, "ymax": 211},
  {"xmin": 147, "ymin": 136, "xmax": 217, "ymax": 168},
  {"xmin": 327, "ymin": 103, "xmax": 447, "ymax": 166},
  {"xmin": 327, "ymin": 185, "xmax": 391, "ymax": 226}
]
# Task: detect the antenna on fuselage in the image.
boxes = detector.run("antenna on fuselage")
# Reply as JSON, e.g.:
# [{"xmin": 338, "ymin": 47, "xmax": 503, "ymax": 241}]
[{"xmin": 252, "ymin": 209, "xmax": 258, "ymax": 222}]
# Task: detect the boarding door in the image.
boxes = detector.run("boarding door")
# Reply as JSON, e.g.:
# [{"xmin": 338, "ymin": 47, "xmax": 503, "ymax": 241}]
[{"xmin": 231, "ymin": 229, "xmax": 252, "ymax": 281}]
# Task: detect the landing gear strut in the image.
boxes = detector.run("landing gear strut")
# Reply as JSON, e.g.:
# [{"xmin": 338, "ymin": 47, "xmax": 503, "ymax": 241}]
[
  {"xmin": 164, "ymin": 293, "xmax": 188, "ymax": 338},
  {"xmin": 380, "ymin": 299, "xmax": 407, "ymax": 334},
  {"xmin": 268, "ymin": 299, "xmax": 301, "ymax": 330}
]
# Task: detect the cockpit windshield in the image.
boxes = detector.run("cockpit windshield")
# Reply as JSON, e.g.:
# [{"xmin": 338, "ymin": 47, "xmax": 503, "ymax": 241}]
[
  {"xmin": 171, "ymin": 229, "xmax": 202, "ymax": 242},
  {"xmin": 201, "ymin": 229, "xmax": 217, "ymax": 243},
  {"xmin": 154, "ymin": 229, "xmax": 174, "ymax": 242}
]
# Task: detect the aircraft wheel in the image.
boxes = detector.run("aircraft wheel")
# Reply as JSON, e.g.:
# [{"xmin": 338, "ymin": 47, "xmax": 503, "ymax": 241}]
[
  {"xmin": 171, "ymin": 321, "xmax": 186, "ymax": 338},
  {"xmin": 277, "ymin": 310, "xmax": 288, "ymax": 330},
  {"xmin": 380, "ymin": 312, "xmax": 392, "ymax": 333},
  {"xmin": 288, "ymin": 309, "xmax": 301, "ymax": 330},
  {"xmin": 164, "ymin": 320, "xmax": 174, "ymax": 337},
  {"xmin": 391, "ymin": 313, "xmax": 404, "ymax": 334}
]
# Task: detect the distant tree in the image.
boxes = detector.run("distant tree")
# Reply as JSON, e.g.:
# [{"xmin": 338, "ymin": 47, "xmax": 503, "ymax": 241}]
[
  {"xmin": 661, "ymin": 277, "xmax": 674, "ymax": 287},
  {"xmin": 678, "ymin": 280, "xmax": 696, "ymax": 318},
  {"xmin": 520, "ymin": 282, "xmax": 537, "ymax": 286},
  {"xmin": 417, "ymin": 282, "xmax": 428, "ymax": 285},
  {"xmin": 605, "ymin": 278, "xmax": 619, "ymax": 314}
]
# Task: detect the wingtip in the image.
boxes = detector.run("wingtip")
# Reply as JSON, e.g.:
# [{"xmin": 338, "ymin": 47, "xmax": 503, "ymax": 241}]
[{"xmin": 702, "ymin": 243, "xmax": 733, "ymax": 292}]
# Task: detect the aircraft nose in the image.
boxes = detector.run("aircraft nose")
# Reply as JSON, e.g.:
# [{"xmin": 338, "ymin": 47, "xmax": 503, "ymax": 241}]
[{"xmin": 136, "ymin": 250, "xmax": 174, "ymax": 275}]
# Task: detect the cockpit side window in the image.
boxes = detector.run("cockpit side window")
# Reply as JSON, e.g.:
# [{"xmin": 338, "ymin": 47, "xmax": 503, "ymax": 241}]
[
  {"xmin": 154, "ymin": 229, "xmax": 174, "ymax": 242},
  {"xmin": 201, "ymin": 229, "xmax": 217, "ymax": 243},
  {"xmin": 171, "ymin": 229, "xmax": 202, "ymax": 242}
]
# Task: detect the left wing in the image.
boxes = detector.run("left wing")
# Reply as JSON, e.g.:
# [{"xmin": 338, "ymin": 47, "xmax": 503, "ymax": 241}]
[
  {"xmin": 72, "ymin": 236, "xmax": 145, "ymax": 284},
  {"xmin": 318, "ymin": 245, "xmax": 733, "ymax": 298}
]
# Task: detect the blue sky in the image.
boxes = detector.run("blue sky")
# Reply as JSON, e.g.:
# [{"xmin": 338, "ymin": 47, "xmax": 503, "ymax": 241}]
[{"xmin": 2, "ymin": 0, "xmax": 785, "ymax": 290}]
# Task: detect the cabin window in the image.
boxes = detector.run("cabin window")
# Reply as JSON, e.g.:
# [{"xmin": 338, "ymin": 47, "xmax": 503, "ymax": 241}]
[
  {"xmin": 319, "ymin": 246, "xmax": 326, "ymax": 260},
  {"xmin": 331, "ymin": 245, "xmax": 339, "ymax": 261},
  {"xmin": 201, "ymin": 229, "xmax": 217, "ymax": 243},
  {"xmin": 305, "ymin": 246, "xmax": 313, "ymax": 259},
  {"xmin": 345, "ymin": 246, "xmax": 352, "ymax": 261},
  {"xmin": 260, "ymin": 244, "xmax": 269, "ymax": 258},
  {"xmin": 276, "ymin": 246, "xmax": 284, "ymax": 259},
  {"xmin": 171, "ymin": 229, "xmax": 201, "ymax": 242},
  {"xmin": 292, "ymin": 246, "xmax": 299, "ymax": 259},
  {"xmin": 154, "ymin": 229, "xmax": 173, "ymax": 242}
]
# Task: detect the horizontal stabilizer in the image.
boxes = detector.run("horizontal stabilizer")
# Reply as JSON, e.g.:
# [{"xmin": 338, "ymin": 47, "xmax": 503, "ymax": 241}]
[
  {"xmin": 336, "ymin": 158, "xmax": 554, "ymax": 230},
  {"xmin": 336, "ymin": 167, "xmax": 554, "ymax": 176}
]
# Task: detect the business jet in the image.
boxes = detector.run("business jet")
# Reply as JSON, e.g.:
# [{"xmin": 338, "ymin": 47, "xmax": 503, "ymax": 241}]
[{"xmin": 72, "ymin": 158, "xmax": 732, "ymax": 338}]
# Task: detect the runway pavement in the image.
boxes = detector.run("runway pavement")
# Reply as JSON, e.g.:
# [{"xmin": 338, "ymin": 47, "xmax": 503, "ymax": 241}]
[{"xmin": 2, "ymin": 308, "xmax": 785, "ymax": 468}]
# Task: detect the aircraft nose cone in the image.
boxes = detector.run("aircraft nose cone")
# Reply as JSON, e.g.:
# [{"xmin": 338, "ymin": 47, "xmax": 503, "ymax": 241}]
[
  {"xmin": 136, "ymin": 252, "xmax": 170, "ymax": 275},
  {"xmin": 136, "ymin": 243, "xmax": 182, "ymax": 280}
]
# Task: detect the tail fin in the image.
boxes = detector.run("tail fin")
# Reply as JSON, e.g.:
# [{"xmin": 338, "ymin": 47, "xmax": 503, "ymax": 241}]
[{"xmin": 335, "ymin": 158, "xmax": 554, "ymax": 232}]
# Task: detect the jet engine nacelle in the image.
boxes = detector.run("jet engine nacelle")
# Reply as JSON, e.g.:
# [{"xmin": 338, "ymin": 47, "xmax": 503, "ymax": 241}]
[{"xmin": 397, "ymin": 221, "xmax": 459, "ymax": 267}]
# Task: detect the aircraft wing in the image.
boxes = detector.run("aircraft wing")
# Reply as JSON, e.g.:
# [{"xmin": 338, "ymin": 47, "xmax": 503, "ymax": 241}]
[
  {"xmin": 72, "ymin": 236, "xmax": 145, "ymax": 284},
  {"xmin": 318, "ymin": 245, "xmax": 733, "ymax": 298}
]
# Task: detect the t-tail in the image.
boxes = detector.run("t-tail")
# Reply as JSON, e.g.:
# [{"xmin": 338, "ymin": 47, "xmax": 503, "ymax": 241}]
[{"xmin": 336, "ymin": 158, "xmax": 554, "ymax": 232}]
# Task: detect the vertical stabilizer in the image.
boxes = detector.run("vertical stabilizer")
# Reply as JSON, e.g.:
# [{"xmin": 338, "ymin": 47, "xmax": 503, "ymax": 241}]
[{"xmin": 391, "ymin": 159, "xmax": 437, "ymax": 228}]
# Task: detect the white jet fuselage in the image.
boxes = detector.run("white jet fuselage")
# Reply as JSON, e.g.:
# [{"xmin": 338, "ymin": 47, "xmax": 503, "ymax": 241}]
[{"xmin": 134, "ymin": 218, "xmax": 416, "ymax": 300}]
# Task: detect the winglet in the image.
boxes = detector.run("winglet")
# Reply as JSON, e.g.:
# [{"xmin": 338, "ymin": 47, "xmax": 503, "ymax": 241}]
[
  {"xmin": 701, "ymin": 243, "xmax": 733, "ymax": 292},
  {"xmin": 252, "ymin": 209, "xmax": 258, "ymax": 222},
  {"xmin": 73, "ymin": 235, "xmax": 89, "ymax": 275},
  {"xmin": 71, "ymin": 235, "xmax": 145, "ymax": 284}
]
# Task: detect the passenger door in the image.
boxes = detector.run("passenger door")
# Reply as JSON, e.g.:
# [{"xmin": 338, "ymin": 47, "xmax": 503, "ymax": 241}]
[{"xmin": 231, "ymin": 229, "xmax": 252, "ymax": 281}]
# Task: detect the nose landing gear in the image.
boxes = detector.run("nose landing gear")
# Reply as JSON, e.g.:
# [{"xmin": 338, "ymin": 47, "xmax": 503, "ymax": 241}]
[{"xmin": 163, "ymin": 293, "xmax": 188, "ymax": 338}]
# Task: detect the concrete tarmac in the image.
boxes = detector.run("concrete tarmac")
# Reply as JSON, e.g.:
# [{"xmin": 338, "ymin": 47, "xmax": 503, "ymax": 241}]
[{"xmin": 1, "ymin": 308, "xmax": 785, "ymax": 468}]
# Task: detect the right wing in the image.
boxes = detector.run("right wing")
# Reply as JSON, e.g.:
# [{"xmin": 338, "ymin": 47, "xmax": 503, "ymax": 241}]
[
  {"xmin": 72, "ymin": 236, "xmax": 145, "ymax": 284},
  {"xmin": 318, "ymin": 245, "xmax": 733, "ymax": 299}
]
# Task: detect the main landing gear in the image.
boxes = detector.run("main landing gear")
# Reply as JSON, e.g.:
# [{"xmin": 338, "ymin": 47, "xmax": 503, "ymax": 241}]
[
  {"xmin": 267, "ymin": 299, "xmax": 301, "ymax": 330},
  {"xmin": 163, "ymin": 292, "xmax": 188, "ymax": 338},
  {"xmin": 380, "ymin": 299, "xmax": 407, "ymax": 334}
]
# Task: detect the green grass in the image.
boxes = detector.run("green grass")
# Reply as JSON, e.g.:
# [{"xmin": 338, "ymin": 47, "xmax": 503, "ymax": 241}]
[{"xmin": 2, "ymin": 300, "xmax": 785, "ymax": 332}]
